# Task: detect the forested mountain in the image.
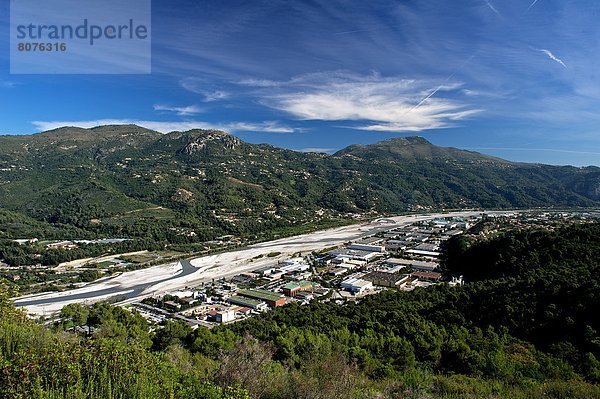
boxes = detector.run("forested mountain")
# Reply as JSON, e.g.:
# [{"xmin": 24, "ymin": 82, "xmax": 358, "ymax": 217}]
[
  {"xmin": 0, "ymin": 125, "xmax": 599, "ymax": 243},
  {"xmin": 1, "ymin": 223, "xmax": 599, "ymax": 398}
]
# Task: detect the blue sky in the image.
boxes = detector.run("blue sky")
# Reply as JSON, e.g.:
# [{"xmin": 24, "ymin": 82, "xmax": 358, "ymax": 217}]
[{"xmin": 1, "ymin": 0, "xmax": 600, "ymax": 166}]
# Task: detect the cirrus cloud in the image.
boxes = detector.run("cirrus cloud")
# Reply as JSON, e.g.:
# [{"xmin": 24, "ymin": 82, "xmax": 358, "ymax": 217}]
[
  {"xmin": 243, "ymin": 71, "xmax": 482, "ymax": 132},
  {"xmin": 180, "ymin": 77, "xmax": 231, "ymax": 102},
  {"xmin": 153, "ymin": 104, "xmax": 203, "ymax": 116},
  {"xmin": 538, "ymin": 49, "xmax": 567, "ymax": 69}
]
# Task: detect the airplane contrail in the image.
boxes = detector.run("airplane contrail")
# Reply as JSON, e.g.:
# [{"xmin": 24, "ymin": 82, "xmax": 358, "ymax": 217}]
[
  {"xmin": 539, "ymin": 49, "xmax": 567, "ymax": 69},
  {"xmin": 410, "ymin": 75, "xmax": 457, "ymax": 112},
  {"xmin": 528, "ymin": 0, "xmax": 541, "ymax": 10},
  {"xmin": 406, "ymin": 54, "xmax": 477, "ymax": 115},
  {"xmin": 333, "ymin": 29, "xmax": 370, "ymax": 35},
  {"xmin": 485, "ymin": 0, "xmax": 500, "ymax": 16}
]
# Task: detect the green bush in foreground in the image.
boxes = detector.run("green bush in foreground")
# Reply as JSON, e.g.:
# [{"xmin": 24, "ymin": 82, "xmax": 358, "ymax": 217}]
[{"xmin": 1, "ymin": 223, "xmax": 600, "ymax": 398}]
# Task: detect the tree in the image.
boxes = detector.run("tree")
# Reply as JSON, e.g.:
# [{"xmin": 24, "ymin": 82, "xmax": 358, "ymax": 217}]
[{"xmin": 60, "ymin": 303, "xmax": 89, "ymax": 326}]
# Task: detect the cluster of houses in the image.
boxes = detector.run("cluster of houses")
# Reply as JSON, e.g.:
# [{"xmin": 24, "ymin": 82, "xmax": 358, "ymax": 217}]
[
  {"xmin": 15, "ymin": 210, "xmax": 599, "ymax": 332},
  {"xmin": 235, "ymin": 258, "xmax": 312, "ymax": 283},
  {"xmin": 116, "ymin": 212, "xmax": 600, "ymax": 329},
  {"xmin": 136, "ymin": 257, "xmax": 332, "ymax": 327},
  {"xmin": 318, "ymin": 217, "xmax": 472, "ymax": 295},
  {"xmin": 133, "ymin": 217, "xmax": 474, "ymax": 327},
  {"xmin": 45, "ymin": 241, "xmax": 79, "ymax": 250},
  {"xmin": 13, "ymin": 238, "xmax": 80, "ymax": 250}
]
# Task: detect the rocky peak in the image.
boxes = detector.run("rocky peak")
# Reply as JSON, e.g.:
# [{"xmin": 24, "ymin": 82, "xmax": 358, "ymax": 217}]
[{"xmin": 176, "ymin": 130, "xmax": 241, "ymax": 155}]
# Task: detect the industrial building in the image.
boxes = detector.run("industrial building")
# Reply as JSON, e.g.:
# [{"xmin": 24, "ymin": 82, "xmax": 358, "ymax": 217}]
[
  {"xmin": 405, "ymin": 249, "xmax": 441, "ymax": 258},
  {"xmin": 340, "ymin": 277, "xmax": 373, "ymax": 294},
  {"xmin": 207, "ymin": 308, "xmax": 237, "ymax": 323},
  {"xmin": 215, "ymin": 309, "xmax": 235, "ymax": 323},
  {"xmin": 411, "ymin": 271, "xmax": 443, "ymax": 282},
  {"xmin": 327, "ymin": 267, "xmax": 347, "ymax": 276},
  {"xmin": 384, "ymin": 240, "xmax": 409, "ymax": 250},
  {"xmin": 237, "ymin": 289, "xmax": 287, "ymax": 307},
  {"xmin": 329, "ymin": 248, "xmax": 383, "ymax": 262},
  {"xmin": 228, "ymin": 295, "xmax": 268, "ymax": 311},
  {"xmin": 355, "ymin": 237, "xmax": 384, "ymax": 245},
  {"xmin": 348, "ymin": 243, "xmax": 386, "ymax": 253},
  {"xmin": 384, "ymin": 258, "xmax": 439, "ymax": 272},
  {"xmin": 281, "ymin": 280, "xmax": 313, "ymax": 297},
  {"xmin": 363, "ymin": 271, "xmax": 410, "ymax": 288}
]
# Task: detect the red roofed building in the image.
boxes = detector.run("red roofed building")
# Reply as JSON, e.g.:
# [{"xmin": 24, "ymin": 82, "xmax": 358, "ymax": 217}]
[{"xmin": 411, "ymin": 271, "xmax": 442, "ymax": 282}]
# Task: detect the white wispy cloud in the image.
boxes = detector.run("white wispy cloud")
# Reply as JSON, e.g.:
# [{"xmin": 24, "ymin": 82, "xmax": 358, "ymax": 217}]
[
  {"xmin": 31, "ymin": 119, "xmax": 295, "ymax": 134},
  {"xmin": 244, "ymin": 71, "xmax": 481, "ymax": 133},
  {"xmin": 462, "ymin": 89, "xmax": 512, "ymax": 99},
  {"xmin": 485, "ymin": 1, "xmax": 500, "ymax": 16},
  {"xmin": 224, "ymin": 121, "xmax": 295, "ymax": 133},
  {"xmin": 539, "ymin": 49, "xmax": 568, "ymax": 69},
  {"xmin": 153, "ymin": 104, "xmax": 202, "ymax": 116},
  {"xmin": 1, "ymin": 81, "xmax": 17, "ymax": 88},
  {"xmin": 180, "ymin": 77, "xmax": 231, "ymax": 102},
  {"xmin": 237, "ymin": 78, "xmax": 282, "ymax": 88},
  {"xmin": 203, "ymin": 91, "xmax": 230, "ymax": 102}
]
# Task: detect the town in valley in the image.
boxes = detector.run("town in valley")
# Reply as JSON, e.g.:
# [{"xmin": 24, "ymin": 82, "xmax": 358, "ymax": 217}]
[{"xmin": 7, "ymin": 209, "xmax": 598, "ymax": 331}]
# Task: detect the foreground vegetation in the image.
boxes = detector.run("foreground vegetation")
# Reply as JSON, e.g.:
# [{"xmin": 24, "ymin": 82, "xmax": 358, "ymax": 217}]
[{"xmin": 1, "ymin": 223, "xmax": 600, "ymax": 398}]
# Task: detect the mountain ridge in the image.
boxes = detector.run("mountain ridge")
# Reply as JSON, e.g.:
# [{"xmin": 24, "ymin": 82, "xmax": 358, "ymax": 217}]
[
  {"xmin": 335, "ymin": 136, "xmax": 510, "ymax": 165},
  {"xmin": 0, "ymin": 125, "xmax": 599, "ymax": 243},
  {"xmin": 3, "ymin": 125, "xmax": 596, "ymax": 168},
  {"xmin": 0, "ymin": 127, "xmax": 518, "ymax": 162}
]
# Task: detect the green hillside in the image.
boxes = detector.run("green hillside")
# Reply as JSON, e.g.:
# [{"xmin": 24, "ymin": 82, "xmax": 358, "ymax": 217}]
[
  {"xmin": 0, "ymin": 125, "xmax": 598, "ymax": 246},
  {"xmin": 1, "ymin": 223, "xmax": 599, "ymax": 398}
]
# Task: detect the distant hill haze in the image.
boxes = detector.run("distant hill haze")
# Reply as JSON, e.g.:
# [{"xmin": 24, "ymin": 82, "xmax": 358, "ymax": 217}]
[{"xmin": 0, "ymin": 125, "xmax": 598, "ymax": 240}]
